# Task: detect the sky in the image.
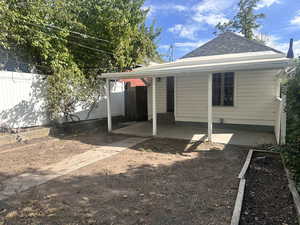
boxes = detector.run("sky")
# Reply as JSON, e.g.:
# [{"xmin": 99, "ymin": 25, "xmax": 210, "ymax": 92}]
[{"xmin": 142, "ymin": 0, "xmax": 300, "ymax": 60}]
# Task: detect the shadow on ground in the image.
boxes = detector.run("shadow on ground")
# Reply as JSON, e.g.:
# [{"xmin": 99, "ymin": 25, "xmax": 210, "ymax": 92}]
[
  {"xmin": 0, "ymin": 137, "xmax": 248, "ymax": 225},
  {"xmin": 49, "ymin": 119, "xmax": 129, "ymax": 146}
]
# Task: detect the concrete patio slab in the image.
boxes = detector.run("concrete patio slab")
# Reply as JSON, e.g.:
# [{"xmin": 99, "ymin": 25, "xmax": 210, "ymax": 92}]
[
  {"xmin": 113, "ymin": 122, "xmax": 276, "ymax": 146},
  {"xmin": 0, "ymin": 137, "xmax": 148, "ymax": 200}
]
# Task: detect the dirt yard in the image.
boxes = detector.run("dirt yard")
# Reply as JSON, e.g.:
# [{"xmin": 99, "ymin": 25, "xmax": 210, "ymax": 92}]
[
  {"xmin": 0, "ymin": 136, "xmax": 248, "ymax": 225},
  {"xmin": 0, "ymin": 132, "xmax": 128, "ymax": 182}
]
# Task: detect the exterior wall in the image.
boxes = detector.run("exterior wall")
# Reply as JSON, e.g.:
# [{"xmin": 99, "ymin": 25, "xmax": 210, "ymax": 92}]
[
  {"xmin": 147, "ymin": 77, "xmax": 167, "ymax": 119},
  {"xmin": 0, "ymin": 71, "xmax": 125, "ymax": 129},
  {"xmin": 175, "ymin": 69, "xmax": 280, "ymax": 126}
]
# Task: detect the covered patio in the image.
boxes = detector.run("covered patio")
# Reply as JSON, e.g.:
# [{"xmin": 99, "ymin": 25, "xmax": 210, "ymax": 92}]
[
  {"xmin": 112, "ymin": 121, "xmax": 276, "ymax": 146},
  {"xmin": 102, "ymin": 51, "xmax": 289, "ymax": 145}
]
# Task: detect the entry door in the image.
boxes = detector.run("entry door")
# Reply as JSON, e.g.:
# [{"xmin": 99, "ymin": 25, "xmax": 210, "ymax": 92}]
[{"xmin": 167, "ymin": 77, "xmax": 174, "ymax": 113}]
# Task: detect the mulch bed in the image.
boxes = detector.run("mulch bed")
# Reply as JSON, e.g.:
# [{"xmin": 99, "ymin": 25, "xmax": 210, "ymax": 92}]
[{"xmin": 240, "ymin": 152, "xmax": 299, "ymax": 225}]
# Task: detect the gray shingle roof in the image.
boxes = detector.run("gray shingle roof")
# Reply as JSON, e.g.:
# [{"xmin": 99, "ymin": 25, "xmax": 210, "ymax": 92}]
[{"xmin": 182, "ymin": 32, "xmax": 283, "ymax": 59}]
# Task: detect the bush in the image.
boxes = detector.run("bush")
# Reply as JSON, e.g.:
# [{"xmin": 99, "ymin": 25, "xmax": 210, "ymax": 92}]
[
  {"xmin": 285, "ymin": 60, "xmax": 300, "ymax": 142},
  {"xmin": 275, "ymin": 142, "xmax": 300, "ymax": 192},
  {"xmin": 278, "ymin": 59, "xmax": 300, "ymax": 192}
]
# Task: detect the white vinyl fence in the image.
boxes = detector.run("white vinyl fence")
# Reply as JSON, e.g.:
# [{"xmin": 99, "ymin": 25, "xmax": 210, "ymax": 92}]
[
  {"xmin": 73, "ymin": 81, "xmax": 125, "ymax": 121},
  {"xmin": 0, "ymin": 71, "xmax": 124, "ymax": 129}
]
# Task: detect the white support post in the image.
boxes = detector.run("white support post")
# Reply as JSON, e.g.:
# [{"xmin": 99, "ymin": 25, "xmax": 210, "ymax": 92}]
[
  {"xmin": 281, "ymin": 95, "xmax": 287, "ymax": 144},
  {"xmin": 276, "ymin": 78, "xmax": 281, "ymax": 98},
  {"xmin": 174, "ymin": 76, "xmax": 177, "ymax": 120},
  {"xmin": 275, "ymin": 98, "xmax": 283, "ymax": 144},
  {"xmin": 152, "ymin": 77, "xmax": 157, "ymax": 136},
  {"xmin": 106, "ymin": 78, "xmax": 112, "ymax": 133},
  {"xmin": 208, "ymin": 74, "xmax": 213, "ymax": 142}
]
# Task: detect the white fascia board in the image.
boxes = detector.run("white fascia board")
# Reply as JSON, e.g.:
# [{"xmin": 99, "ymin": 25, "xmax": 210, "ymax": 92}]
[
  {"xmin": 102, "ymin": 58, "xmax": 290, "ymax": 79},
  {"xmin": 177, "ymin": 51, "xmax": 284, "ymax": 62},
  {"xmin": 133, "ymin": 51, "xmax": 284, "ymax": 71},
  {"xmin": 150, "ymin": 58, "xmax": 289, "ymax": 72}
]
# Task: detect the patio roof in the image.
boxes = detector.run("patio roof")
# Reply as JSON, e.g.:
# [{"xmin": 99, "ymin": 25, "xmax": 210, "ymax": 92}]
[{"xmin": 101, "ymin": 51, "xmax": 290, "ymax": 79}]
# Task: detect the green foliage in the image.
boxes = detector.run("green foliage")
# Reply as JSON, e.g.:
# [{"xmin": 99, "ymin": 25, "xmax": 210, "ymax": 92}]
[
  {"xmin": 0, "ymin": 0, "xmax": 161, "ymax": 120},
  {"xmin": 275, "ymin": 142, "xmax": 300, "ymax": 192},
  {"xmin": 285, "ymin": 60, "xmax": 300, "ymax": 142},
  {"xmin": 215, "ymin": 0, "xmax": 265, "ymax": 40},
  {"xmin": 275, "ymin": 60, "xmax": 300, "ymax": 192}
]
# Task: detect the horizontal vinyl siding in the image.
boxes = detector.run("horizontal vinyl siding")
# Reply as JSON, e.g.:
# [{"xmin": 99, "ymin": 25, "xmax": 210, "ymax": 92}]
[
  {"xmin": 148, "ymin": 78, "xmax": 167, "ymax": 119},
  {"xmin": 175, "ymin": 70, "xmax": 279, "ymax": 126}
]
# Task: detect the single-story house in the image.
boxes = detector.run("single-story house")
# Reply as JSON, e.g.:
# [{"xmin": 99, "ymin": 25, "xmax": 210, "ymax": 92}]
[{"xmin": 102, "ymin": 32, "xmax": 293, "ymax": 145}]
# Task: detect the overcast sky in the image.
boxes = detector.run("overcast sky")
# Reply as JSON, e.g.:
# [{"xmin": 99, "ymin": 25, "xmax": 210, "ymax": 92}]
[{"xmin": 143, "ymin": 0, "xmax": 300, "ymax": 60}]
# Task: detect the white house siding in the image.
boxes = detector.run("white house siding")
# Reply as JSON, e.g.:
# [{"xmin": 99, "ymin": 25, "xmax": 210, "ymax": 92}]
[
  {"xmin": 148, "ymin": 77, "xmax": 167, "ymax": 119},
  {"xmin": 175, "ymin": 69, "xmax": 280, "ymax": 126}
]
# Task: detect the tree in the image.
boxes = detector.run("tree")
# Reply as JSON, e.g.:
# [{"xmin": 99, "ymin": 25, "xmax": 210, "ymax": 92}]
[
  {"xmin": 0, "ymin": 0, "xmax": 161, "ymax": 121},
  {"xmin": 215, "ymin": 0, "xmax": 265, "ymax": 40}
]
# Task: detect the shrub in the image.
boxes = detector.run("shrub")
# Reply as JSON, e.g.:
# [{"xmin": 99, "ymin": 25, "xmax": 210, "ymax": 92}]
[
  {"xmin": 278, "ymin": 59, "xmax": 300, "ymax": 192},
  {"xmin": 285, "ymin": 60, "xmax": 300, "ymax": 142},
  {"xmin": 275, "ymin": 142, "xmax": 300, "ymax": 192}
]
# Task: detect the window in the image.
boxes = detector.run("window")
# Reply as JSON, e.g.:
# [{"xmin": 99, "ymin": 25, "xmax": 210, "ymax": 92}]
[{"xmin": 213, "ymin": 72, "xmax": 234, "ymax": 106}]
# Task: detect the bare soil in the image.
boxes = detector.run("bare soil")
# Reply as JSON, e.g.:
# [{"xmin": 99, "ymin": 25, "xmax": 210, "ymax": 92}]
[
  {"xmin": 0, "ymin": 126, "xmax": 43, "ymax": 136},
  {"xmin": 0, "ymin": 133, "xmax": 128, "ymax": 182},
  {"xmin": 240, "ymin": 152, "xmax": 298, "ymax": 225},
  {"xmin": 0, "ymin": 137, "xmax": 248, "ymax": 225}
]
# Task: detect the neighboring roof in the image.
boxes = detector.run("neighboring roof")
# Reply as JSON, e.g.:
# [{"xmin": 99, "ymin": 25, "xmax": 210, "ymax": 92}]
[
  {"xmin": 120, "ymin": 79, "xmax": 146, "ymax": 87},
  {"xmin": 102, "ymin": 51, "xmax": 290, "ymax": 79},
  {"xmin": 182, "ymin": 32, "xmax": 283, "ymax": 58}
]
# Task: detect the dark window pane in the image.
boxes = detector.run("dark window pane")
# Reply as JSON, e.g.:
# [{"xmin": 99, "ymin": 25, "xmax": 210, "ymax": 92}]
[
  {"xmin": 224, "ymin": 86, "xmax": 234, "ymax": 106},
  {"xmin": 212, "ymin": 72, "xmax": 234, "ymax": 106},
  {"xmin": 224, "ymin": 72, "xmax": 234, "ymax": 86},
  {"xmin": 223, "ymin": 73, "xmax": 234, "ymax": 106},
  {"xmin": 213, "ymin": 73, "xmax": 221, "ymax": 106}
]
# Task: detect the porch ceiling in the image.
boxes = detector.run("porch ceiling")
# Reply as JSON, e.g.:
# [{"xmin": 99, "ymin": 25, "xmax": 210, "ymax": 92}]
[{"xmin": 113, "ymin": 122, "xmax": 276, "ymax": 146}]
